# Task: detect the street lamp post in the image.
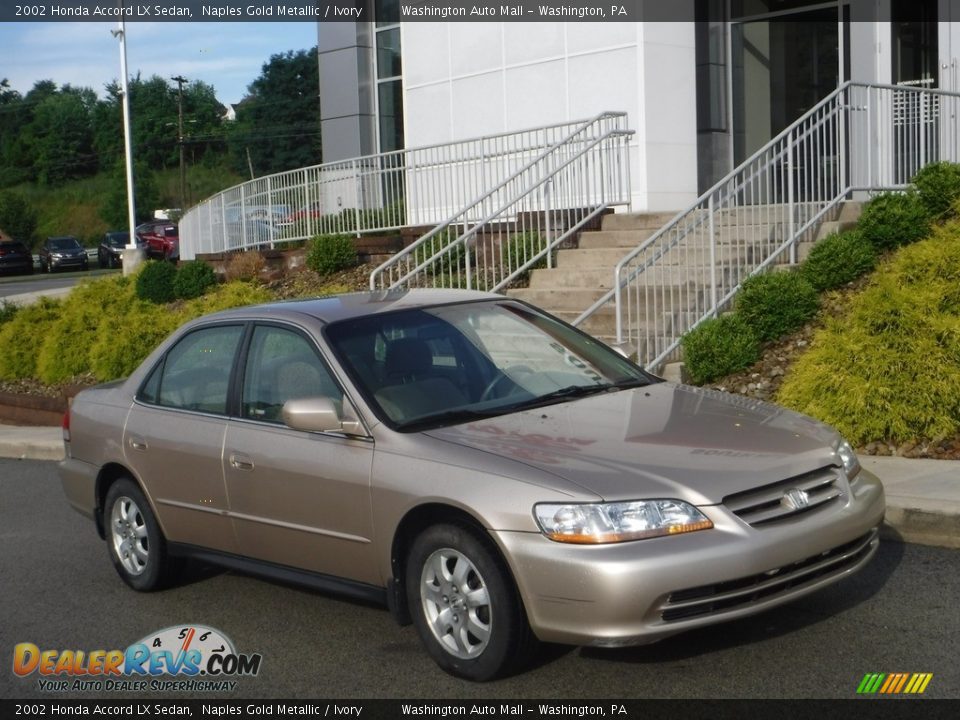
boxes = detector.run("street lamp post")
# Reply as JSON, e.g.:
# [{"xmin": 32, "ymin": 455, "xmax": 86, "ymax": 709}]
[{"xmin": 113, "ymin": 20, "xmax": 145, "ymax": 276}]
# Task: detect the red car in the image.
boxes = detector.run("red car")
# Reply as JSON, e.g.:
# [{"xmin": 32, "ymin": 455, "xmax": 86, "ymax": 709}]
[{"xmin": 136, "ymin": 221, "xmax": 179, "ymax": 261}]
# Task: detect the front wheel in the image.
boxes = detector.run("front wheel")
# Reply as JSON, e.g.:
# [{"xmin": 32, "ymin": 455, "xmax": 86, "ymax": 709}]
[
  {"xmin": 406, "ymin": 523, "xmax": 537, "ymax": 681},
  {"xmin": 104, "ymin": 478, "xmax": 179, "ymax": 591}
]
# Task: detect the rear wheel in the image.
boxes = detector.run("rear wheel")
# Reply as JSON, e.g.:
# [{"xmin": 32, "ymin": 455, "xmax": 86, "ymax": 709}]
[
  {"xmin": 406, "ymin": 523, "xmax": 537, "ymax": 681},
  {"xmin": 104, "ymin": 477, "xmax": 179, "ymax": 591}
]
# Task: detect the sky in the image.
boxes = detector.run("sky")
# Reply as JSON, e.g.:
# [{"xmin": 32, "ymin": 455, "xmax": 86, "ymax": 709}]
[{"xmin": 0, "ymin": 21, "xmax": 320, "ymax": 107}]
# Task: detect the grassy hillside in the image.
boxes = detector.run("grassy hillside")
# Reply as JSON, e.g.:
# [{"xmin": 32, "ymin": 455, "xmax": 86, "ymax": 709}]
[{"xmin": 10, "ymin": 162, "xmax": 244, "ymax": 248}]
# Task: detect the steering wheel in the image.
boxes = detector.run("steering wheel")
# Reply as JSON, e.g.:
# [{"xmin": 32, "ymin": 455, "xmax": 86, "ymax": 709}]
[{"xmin": 480, "ymin": 365, "xmax": 535, "ymax": 401}]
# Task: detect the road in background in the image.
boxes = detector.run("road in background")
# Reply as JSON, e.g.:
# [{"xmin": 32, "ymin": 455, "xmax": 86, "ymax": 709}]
[
  {"xmin": 1, "ymin": 459, "xmax": 957, "ymax": 699},
  {"xmin": 0, "ymin": 268, "xmax": 117, "ymax": 301}
]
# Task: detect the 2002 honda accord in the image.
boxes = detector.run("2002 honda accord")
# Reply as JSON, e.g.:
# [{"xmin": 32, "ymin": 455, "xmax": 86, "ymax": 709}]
[{"xmin": 60, "ymin": 290, "xmax": 885, "ymax": 680}]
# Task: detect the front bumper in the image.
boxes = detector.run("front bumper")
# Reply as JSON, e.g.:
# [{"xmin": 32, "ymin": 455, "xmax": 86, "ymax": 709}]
[
  {"xmin": 495, "ymin": 468, "xmax": 885, "ymax": 647},
  {"xmin": 50, "ymin": 256, "xmax": 87, "ymax": 269}
]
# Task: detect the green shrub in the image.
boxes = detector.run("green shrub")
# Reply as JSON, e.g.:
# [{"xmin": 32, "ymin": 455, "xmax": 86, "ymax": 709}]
[
  {"xmin": 736, "ymin": 271, "xmax": 819, "ymax": 341},
  {"xmin": 681, "ymin": 314, "xmax": 761, "ymax": 385},
  {"xmin": 35, "ymin": 277, "xmax": 136, "ymax": 383},
  {"xmin": 911, "ymin": 161, "xmax": 960, "ymax": 220},
  {"xmin": 503, "ymin": 232, "xmax": 547, "ymax": 282},
  {"xmin": 856, "ymin": 191, "xmax": 930, "ymax": 251},
  {"xmin": 0, "ymin": 300, "xmax": 18, "ymax": 325},
  {"xmin": 173, "ymin": 260, "xmax": 217, "ymax": 300},
  {"xmin": 306, "ymin": 234, "xmax": 357, "ymax": 276},
  {"xmin": 88, "ymin": 302, "xmax": 182, "ymax": 382},
  {"xmin": 182, "ymin": 281, "xmax": 273, "ymax": 317},
  {"xmin": 777, "ymin": 224, "xmax": 960, "ymax": 444},
  {"xmin": 135, "ymin": 260, "xmax": 177, "ymax": 304},
  {"xmin": 800, "ymin": 231, "xmax": 876, "ymax": 292},
  {"xmin": 412, "ymin": 228, "xmax": 467, "ymax": 276},
  {"xmin": 0, "ymin": 298, "xmax": 61, "ymax": 379}
]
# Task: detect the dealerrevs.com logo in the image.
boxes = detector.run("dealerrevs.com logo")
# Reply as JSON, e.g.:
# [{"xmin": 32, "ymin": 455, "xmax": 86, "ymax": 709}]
[{"xmin": 13, "ymin": 625, "xmax": 262, "ymax": 693}]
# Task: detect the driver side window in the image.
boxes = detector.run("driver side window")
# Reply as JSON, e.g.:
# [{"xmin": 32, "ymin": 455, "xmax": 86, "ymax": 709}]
[{"xmin": 241, "ymin": 325, "xmax": 341, "ymax": 424}]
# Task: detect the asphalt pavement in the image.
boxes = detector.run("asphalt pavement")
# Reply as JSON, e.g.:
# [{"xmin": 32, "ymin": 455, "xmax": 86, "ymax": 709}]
[{"xmin": 1, "ymin": 459, "xmax": 958, "ymax": 699}]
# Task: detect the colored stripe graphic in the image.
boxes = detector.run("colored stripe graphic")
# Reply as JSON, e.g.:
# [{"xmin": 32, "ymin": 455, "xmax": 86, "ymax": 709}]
[{"xmin": 857, "ymin": 673, "xmax": 933, "ymax": 694}]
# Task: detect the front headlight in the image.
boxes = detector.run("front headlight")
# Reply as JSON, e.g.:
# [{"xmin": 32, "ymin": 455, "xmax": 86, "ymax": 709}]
[
  {"xmin": 836, "ymin": 439, "xmax": 861, "ymax": 480},
  {"xmin": 534, "ymin": 500, "xmax": 713, "ymax": 544}
]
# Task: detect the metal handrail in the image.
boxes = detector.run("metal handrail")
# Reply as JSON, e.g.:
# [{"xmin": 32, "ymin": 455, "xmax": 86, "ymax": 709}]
[
  {"xmin": 369, "ymin": 113, "xmax": 633, "ymax": 292},
  {"xmin": 179, "ymin": 113, "xmax": 628, "ymax": 260},
  {"xmin": 574, "ymin": 81, "xmax": 960, "ymax": 371}
]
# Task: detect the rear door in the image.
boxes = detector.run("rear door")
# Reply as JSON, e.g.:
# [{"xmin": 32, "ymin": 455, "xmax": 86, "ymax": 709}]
[{"xmin": 123, "ymin": 323, "xmax": 245, "ymax": 553}]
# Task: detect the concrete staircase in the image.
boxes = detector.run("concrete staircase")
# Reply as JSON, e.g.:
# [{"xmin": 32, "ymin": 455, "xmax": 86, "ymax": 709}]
[{"xmin": 507, "ymin": 202, "xmax": 863, "ymax": 353}]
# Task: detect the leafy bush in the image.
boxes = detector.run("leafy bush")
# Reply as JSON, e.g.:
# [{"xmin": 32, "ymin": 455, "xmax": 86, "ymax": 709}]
[
  {"xmin": 135, "ymin": 260, "xmax": 177, "ymax": 304},
  {"xmin": 856, "ymin": 191, "xmax": 930, "ymax": 251},
  {"xmin": 503, "ymin": 232, "xmax": 547, "ymax": 283},
  {"xmin": 181, "ymin": 281, "xmax": 273, "ymax": 316},
  {"xmin": 911, "ymin": 161, "xmax": 960, "ymax": 220},
  {"xmin": 173, "ymin": 260, "xmax": 217, "ymax": 300},
  {"xmin": 35, "ymin": 277, "xmax": 134, "ymax": 383},
  {"xmin": 89, "ymin": 302, "xmax": 181, "ymax": 382},
  {"xmin": 225, "ymin": 250, "xmax": 265, "ymax": 282},
  {"xmin": 777, "ymin": 222, "xmax": 960, "ymax": 444},
  {"xmin": 306, "ymin": 234, "xmax": 356, "ymax": 276},
  {"xmin": 736, "ymin": 271, "xmax": 819, "ymax": 341},
  {"xmin": 413, "ymin": 228, "xmax": 466, "ymax": 275},
  {"xmin": 800, "ymin": 231, "xmax": 876, "ymax": 292},
  {"xmin": 0, "ymin": 300, "xmax": 18, "ymax": 325},
  {"xmin": 0, "ymin": 298, "xmax": 61, "ymax": 379},
  {"xmin": 681, "ymin": 314, "xmax": 761, "ymax": 385}
]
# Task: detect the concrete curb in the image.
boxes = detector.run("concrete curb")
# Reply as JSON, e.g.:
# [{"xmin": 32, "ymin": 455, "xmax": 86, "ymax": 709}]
[{"xmin": 0, "ymin": 426, "xmax": 63, "ymax": 461}]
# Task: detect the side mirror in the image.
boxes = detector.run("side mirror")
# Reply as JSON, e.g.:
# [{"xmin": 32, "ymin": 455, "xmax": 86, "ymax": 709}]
[
  {"xmin": 282, "ymin": 396, "xmax": 364, "ymax": 435},
  {"xmin": 610, "ymin": 341, "xmax": 637, "ymax": 361}
]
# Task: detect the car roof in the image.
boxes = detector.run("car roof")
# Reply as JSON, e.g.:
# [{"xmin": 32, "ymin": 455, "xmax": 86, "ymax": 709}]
[{"xmin": 201, "ymin": 289, "xmax": 504, "ymax": 325}]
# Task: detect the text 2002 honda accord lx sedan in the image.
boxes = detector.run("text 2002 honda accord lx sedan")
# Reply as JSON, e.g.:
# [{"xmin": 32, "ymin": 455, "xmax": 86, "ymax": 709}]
[{"xmin": 60, "ymin": 290, "xmax": 885, "ymax": 680}]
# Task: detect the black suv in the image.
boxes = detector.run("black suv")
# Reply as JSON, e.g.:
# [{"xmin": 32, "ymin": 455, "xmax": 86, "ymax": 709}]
[
  {"xmin": 39, "ymin": 236, "xmax": 88, "ymax": 273},
  {"xmin": 0, "ymin": 239, "xmax": 34, "ymax": 275},
  {"xmin": 98, "ymin": 231, "xmax": 134, "ymax": 268}
]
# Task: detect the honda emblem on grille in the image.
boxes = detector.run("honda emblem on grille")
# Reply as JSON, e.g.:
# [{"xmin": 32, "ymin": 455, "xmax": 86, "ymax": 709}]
[{"xmin": 782, "ymin": 487, "xmax": 811, "ymax": 510}]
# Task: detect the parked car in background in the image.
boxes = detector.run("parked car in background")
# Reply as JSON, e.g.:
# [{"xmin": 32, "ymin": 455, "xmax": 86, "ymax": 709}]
[
  {"xmin": 0, "ymin": 239, "xmax": 34, "ymax": 275},
  {"xmin": 98, "ymin": 231, "xmax": 141, "ymax": 268},
  {"xmin": 243, "ymin": 219, "xmax": 279, "ymax": 248},
  {"xmin": 282, "ymin": 201, "xmax": 323, "ymax": 225},
  {"xmin": 59, "ymin": 290, "xmax": 885, "ymax": 681},
  {"xmin": 136, "ymin": 221, "xmax": 179, "ymax": 262},
  {"xmin": 39, "ymin": 236, "xmax": 88, "ymax": 273}
]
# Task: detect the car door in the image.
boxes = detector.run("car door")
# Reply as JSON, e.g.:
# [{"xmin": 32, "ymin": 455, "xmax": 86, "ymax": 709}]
[
  {"xmin": 123, "ymin": 323, "xmax": 245, "ymax": 554},
  {"xmin": 222, "ymin": 323, "xmax": 378, "ymax": 585}
]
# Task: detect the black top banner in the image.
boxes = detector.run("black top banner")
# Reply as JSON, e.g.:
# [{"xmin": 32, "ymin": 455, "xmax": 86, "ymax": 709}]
[
  {"xmin": 0, "ymin": 1, "xmax": 942, "ymax": 23},
  {"xmin": 2, "ymin": 1, "xmax": 698, "ymax": 23}
]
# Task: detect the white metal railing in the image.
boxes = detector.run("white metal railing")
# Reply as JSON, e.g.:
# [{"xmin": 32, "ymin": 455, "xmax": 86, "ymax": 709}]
[
  {"xmin": 369, "ymin": 113, "xmax": 633, "ymax": 292},
  {"xmin": 575, "ymin": 81, "xmax": 960, "ymax": 371},
  {"xmin": 179, "ymin": 115, "xmax": 630, "ymax": 261}
]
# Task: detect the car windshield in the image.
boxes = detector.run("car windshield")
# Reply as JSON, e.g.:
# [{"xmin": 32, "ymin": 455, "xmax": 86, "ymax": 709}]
[
  {"xmin": 325, "ymin": 300, "xmax": 654, "ymax": 431},
  {"xmin": 49, "ymin": 238, "xmax": 80, "ymax": 250},
  {"xmin": 106, "ymin": 233, "xmax": 129, "ymax": 247}
]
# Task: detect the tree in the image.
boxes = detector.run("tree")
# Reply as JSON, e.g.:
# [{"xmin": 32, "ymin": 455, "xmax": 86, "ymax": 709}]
[
  {"xmin": 229, "ymin": 48, "xmax": 321, "ymax": 176},
  {"xmin": 100, "ymin": 157, "xmax": 159, "ymax": 230},
  {"xmin": 0, "ymin": 191, "xmax": 39, "ymax": 246}
]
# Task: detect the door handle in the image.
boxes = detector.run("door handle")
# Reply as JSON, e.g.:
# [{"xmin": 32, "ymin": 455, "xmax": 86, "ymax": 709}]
[
  {"xmin": 229, "ymin": 453, "xmax": 255, "ymax": 471},
  {"xmin": 128, "ymin": 436, "xmax": 148, "ymax": 451}
]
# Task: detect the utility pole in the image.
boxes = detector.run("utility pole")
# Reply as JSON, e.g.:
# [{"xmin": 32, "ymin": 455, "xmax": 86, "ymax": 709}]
[{"xmin": 171, "ymin": 75, "xmax": 189, "ymax": 213}]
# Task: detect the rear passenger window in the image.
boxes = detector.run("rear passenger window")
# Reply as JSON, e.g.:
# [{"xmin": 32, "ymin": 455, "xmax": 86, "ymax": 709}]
[{"xmin": 146, "ymin": 325, "xmax": 243, "ymax": 415}]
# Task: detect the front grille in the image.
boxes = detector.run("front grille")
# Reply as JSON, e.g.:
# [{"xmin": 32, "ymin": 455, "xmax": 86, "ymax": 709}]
[
  {"xmin": 724, "ymin": 466, "xmax": 844, "ymax": 526},
  {"xmin": 659, "ymin": 529, "xmax": 877, "ymax": 623}
]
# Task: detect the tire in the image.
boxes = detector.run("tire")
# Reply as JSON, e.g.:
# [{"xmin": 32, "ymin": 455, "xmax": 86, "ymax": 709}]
[
  {"xmin": 405, "ymin": 523, "xmax": 537, "ymax": 681},
  {"xmin": 104, "ymin": 477, "xmax": 179, "ymax": 591}
]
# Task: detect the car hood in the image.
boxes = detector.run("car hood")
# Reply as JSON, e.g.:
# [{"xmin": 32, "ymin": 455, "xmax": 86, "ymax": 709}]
[{"xmin": 425, "ymin": 382, "xmax": 844, "ymax": 505}]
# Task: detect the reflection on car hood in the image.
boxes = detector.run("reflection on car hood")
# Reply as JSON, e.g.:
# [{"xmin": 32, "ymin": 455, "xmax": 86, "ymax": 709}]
[{"xmin": 426, "ymin": 383, "xmax": 843, "ymax": 505}]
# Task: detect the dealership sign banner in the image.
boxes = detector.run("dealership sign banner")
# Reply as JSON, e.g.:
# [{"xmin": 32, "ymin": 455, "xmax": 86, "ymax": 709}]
[{"xmin": 12, "ymin": 625, "xmax": 262, "ymax": 694}]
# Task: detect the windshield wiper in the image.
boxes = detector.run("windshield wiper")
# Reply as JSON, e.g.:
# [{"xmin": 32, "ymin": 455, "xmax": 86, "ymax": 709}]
[
  {"xmin": 507, "ymin": 383, "xmax": 618, "ymax": 411},
  {"xmin": 395, "ymin": 407, "xmax": 505, "ymax": 432}
]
